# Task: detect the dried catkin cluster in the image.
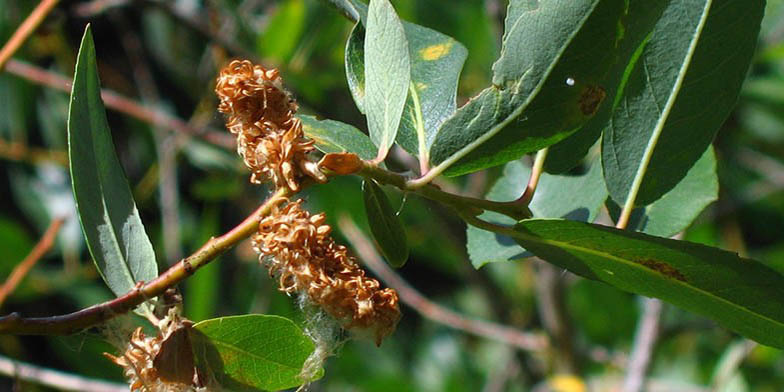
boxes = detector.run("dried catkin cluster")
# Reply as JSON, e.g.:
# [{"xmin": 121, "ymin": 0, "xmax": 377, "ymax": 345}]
[
  {"xmin": 105, "ymin": 309, "xmax": 204, "ymax": 392},
  {"xmin": 252, "ymin": 200, "xmax": 401, "ymax": 346},
  {"xmin": 215, "ymin": 59, "xmax": 325, "ymax": 191}
]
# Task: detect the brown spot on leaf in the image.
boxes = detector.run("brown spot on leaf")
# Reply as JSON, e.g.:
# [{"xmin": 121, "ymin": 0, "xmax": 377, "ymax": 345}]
[
  {"xmin": 579, "ymin": 85, "xmax": 606, "ymax": 116},
  {"xmin": 637, "ymin": 259, "xmax": 687, "ymax": 282}
]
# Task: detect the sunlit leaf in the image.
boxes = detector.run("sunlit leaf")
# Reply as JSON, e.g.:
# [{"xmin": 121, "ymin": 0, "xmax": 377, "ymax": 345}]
[
  {"xmin": 299, "ymin": 115, "xmax": 378, "ymax": 160},
  {"xmin": 429, "ymin": 1, "xmax": 668, "ymax": 177},
  {"xmin": 364, "ymin": 0, "xmax": 410, "ymax": 159},
  {"xmin": 192, "ymin": 315, "xmax": 319, "ymax": 391},
  {"xmin": 67, "ymin": 25, "xmax": 157, "ymax": 308}
]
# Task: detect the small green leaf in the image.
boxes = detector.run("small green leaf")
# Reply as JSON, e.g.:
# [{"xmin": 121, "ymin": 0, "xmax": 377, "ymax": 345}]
[
  {"xmin": 511, "ymin": 219, "xmax": 784, "ymax": 348},
  {"xmin": 429, "ymin": 1, "xmax": 668, "ymax": 177},
  {"xmin": 603, "ymin": 0, "xmax": 764, "ymax": 206},
  {"xmin": 364, "ymin": 0, "xmax": 410, "ymax": 159},
  {"xmin": 607, "ymin": 147, "xmax": 718, "ymax": 237},
  {"xmin": 299, "ymin": 114, "xmax": 377, "ymax": 160},
  {"xmin": 362, "ymin": 180, "xmax": 409, "ymax": 267},
  {"xmin": 192, "ymin": 315, "xmax": 319, "ymax": 391},
  {"xmin": 67, "ymin": 25, "xmax": 157, "ymax": 306},
  {"xmin": 467, "ymin": 159, "xmax": 606, "ymax": 268}
]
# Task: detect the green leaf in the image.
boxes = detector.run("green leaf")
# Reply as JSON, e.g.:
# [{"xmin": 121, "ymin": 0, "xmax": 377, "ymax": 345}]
[
  {"xmin": 511, "ymin": 219, "xmax": 784, "ymax": 348},
  {"xmin": 429, "ymin": 0, "xmax": 669, "ymax": 177},
  {"xmin": 192, "ymin": 315, "xmax": 319, "ymax": 391},
  {"xmin": 607, "ymin": 147, "xmax": 718, "ymax": 237},
  {"xmin": 603, "ymin": 0, "xmax": 764, "ymax": 206},
  {"xmin": 345, "ymin": 23, "xmax": 467, "ymax": 159},
  {"xmin": 345, "ymin": 24, "xmax": 367, "ymax": 113},
  {"xmin": 67, "ymin": 25, "xmax": 158, "ymax": 305},
  {"xmin": 257, "ymin": 0, "xmax": 306, "ymax": 63},
  {"xmin": 543, "ymin": 126, "xmax": 603, "ymax": 174},
  {"xmin": 362, "ymin": 180, "xmax": 409, "ymax": 267},
  {"xmin": 467, "ymin": 159, "xmax": 606, "ymax": 268},
  {"xmin": 364, "ymin": 0, "xmax": 410, "ymax": 159},
  {"xmin": 299, "ymin": 114, "xmax": 378, "ymax": 160}
]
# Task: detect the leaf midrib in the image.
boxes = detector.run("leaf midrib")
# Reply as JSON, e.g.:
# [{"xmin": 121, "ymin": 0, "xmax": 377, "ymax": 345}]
[
  {"xmin": 618, "ymin": 0, "xmax": 713, "ymax": 210},
  {"xmin": 514, "ymin": 222, "xmax": 784, "ymax": 331},
  {"xmin": 428, "ymin": 0, "xmax": 602, "ymax": 179}
]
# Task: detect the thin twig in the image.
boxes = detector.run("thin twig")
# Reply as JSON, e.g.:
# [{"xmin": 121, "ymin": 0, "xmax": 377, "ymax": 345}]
[
  {"xmin": 534, "ymin": 258, "xmax": 577, "ymax": 374},
  {"xmin": 338, "ymin": 216, "xmax": 548, "ymax": 352},
  {"xmin": 0, "ymin": 189, "xmax": 288, "ymax": 335},
  {"xmin": 622, "ymin": 297, "xmax": 663, "ymax": 392},
  {"xmin": 0, "ymin": 139, "xmax": 67, "ymax": 166},
  {"xmin": 0, "ymin": 218, "xmax": 65, "ymax": 308},
  {"xmin": 360, "ymin": 161, "xmax": 532, "ymax": 220},
  {"xmin": 711, "ymin": 339, "xmax": 757, "ymax": 391},
  {"xmin": 0, "ymin": 353, "xmax": 126, "ymax": 392},
  {"xmin": 111, "ymin": 10, "xmax": 183, "ymax": 262},
  {"xmin": 3, "ymin": 59, "xmax": 235, "ymax": 150},
  {"xmin": 0, "ymin": 0, "xmax": 60, "ymax": 71},
  {"xmin": 516, "ymin": 148, "xmax": 549, "ymax": 206}
]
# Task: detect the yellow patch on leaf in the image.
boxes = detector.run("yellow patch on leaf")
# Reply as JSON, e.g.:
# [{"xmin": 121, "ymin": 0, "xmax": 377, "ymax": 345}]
[{"xmin": 420, "ymin": 42, "xmax": 453, "ymax": 61}]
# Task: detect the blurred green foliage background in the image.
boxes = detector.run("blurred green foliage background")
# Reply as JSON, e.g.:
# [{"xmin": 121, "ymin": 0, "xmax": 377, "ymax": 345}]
[{"xmin": 0, "ymin": 0, "xmax": 783, "ymax": 391}]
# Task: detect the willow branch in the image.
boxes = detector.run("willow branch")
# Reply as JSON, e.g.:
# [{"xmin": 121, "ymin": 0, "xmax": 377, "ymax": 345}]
[
  {"xmin": 0, "ymin": 353, "xmax": 126, "ymax": 392},
  {"xmin": 359, "ymin": 161, "xmax": 532, "ymax": 220},
  {"xmin": 2, "ymin": 59, "xmax": 235, "ymax": 150},
  {"xmin": 0, "ymin": 218, "xmax": 65, "ymax": 308},
  {"xmin": 622, "ymin": 297, "xmax": 663, "ymax": 392},
  {"xmin": 339, "ymin": 216, "xmax": 548, "ymax": 352},
  {"xmin": 0, "ymin": 0, "xmax": 60, "ymax": 71},
  {"xmin": 0, "ymin": 139, "xmax": 67, "ymax": 166},
  {"xmin": 0, "ymin": 189, "xmax": 288, "ymax": 335}
]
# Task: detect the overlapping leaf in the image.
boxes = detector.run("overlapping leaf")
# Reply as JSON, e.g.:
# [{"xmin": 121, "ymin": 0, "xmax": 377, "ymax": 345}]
[
  {"xmin": 429, "ymin": 0, "xmax": 669, "ymax": 177},
  {"xmin": 364, "ymin": 0, "xmax": 410, "ymax": 159},
  {"xmin": 511, "ymin": 219, "xmax": 784, "ymax": 348},
  {"xmin": 299, "ymin": 114, "xmax": 378, "ymax": 160},
  {"xmin": 606, "ymin": 147, "xmax": 718, "ymax": 237},
  {"xmin": 67, "ymin": 26, "xmax": 157, "ymax": 307},
  {"xmin": 603, "ymin": 0, "xmax": 765, "ymax": 206},
  {"xmin": 345, "ymin": 22, "xmax": 467, "ymax": 160},
  {"xmin": 467, "ymin": 159, "xmax": 606, "ymax": 268}
]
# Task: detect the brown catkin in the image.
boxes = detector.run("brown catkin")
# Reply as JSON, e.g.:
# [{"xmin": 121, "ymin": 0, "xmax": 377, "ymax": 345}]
[
  {"xmin": 252, "ymin": 200, "xmax": 401, "ymax": 346},
  {"xmin": 104, "ymin": 308, "xmax": 204, "ymax": 392},
  {"xmin": 216, "ymin": 59, "xmax": 400, "ymax": 347},
  {"xmin": 215, "ymin": 59, "xmax": 325, "ymax": 191}
]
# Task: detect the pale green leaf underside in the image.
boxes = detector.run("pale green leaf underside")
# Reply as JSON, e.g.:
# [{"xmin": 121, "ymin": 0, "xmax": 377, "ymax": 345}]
[
  {"xmin": 467, "ymin": 159, "xmax": 606, "ymax": 268},
  {"xmin": 607, "ymin": 147, "xmax": 718, "ymax": 237},
  {"xmin": 364, "ymin": 0, "xmax": 410, "ymax": 157},
  {"xmin": 192, "ymin": 315, "xmax": 319, "ymax": 391},
  {"xmin": 345, "ymin": 20, "xmax": 467, "ymax": 159},
  {"xmin": 512, "ymin": 219, "xmax": 784, "ymax": 349},
  {"xmin": 67, "ymin": 25, "xmax": 157, "ymax": 305},
  {"xmin": 299, "ymin": 114, "xmax": 378, "ymax": 160}
]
